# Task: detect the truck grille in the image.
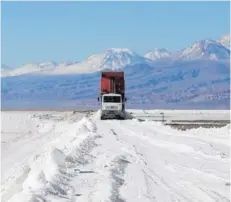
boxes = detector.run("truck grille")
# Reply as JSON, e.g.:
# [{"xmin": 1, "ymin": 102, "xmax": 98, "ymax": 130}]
[{"xmin": 106, "ymin": 106, "xmax": 118, "ymax": 110}]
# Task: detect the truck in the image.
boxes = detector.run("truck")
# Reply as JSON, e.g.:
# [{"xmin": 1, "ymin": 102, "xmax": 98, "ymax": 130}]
[{"xmin": 98, "ymin": 71, "xmax": 126, "ymax": 120}]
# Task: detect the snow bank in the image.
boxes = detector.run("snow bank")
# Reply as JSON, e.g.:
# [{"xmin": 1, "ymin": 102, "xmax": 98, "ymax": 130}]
[
  {"xmin": 91, "ymin": 109, "xmax": 101, "ymax": 120},
  {"xmin": 185, "ymin": 124, "xmax": 230, "ymax": 137},
  {"xmin": 1, "ymin": 111, "xmax": 93, "ymax": 202},
  {"xmin": 7, "ymin": 147, "xmax": 68, "ymax": 202}
]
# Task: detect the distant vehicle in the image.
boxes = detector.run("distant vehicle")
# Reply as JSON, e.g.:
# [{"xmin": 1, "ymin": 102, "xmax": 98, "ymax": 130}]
[{"xmin": 98, "ymin": 71, "xmax": 126, "ymax": 120}]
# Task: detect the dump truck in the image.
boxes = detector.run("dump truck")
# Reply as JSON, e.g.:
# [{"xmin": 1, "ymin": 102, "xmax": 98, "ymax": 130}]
[{"xmin": 98, "ymin": 71, "xmax": 126, "ymax": 120}]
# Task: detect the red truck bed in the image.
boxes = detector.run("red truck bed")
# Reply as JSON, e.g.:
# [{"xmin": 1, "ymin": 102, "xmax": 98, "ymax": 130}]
[{"xmin": 101, "ymin": 72, "xmax": 125, "ymax": 95}]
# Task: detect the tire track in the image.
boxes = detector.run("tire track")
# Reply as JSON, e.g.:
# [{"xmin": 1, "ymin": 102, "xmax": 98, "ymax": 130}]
[{"xmin": 110, "ymin": 156, "xmax": 130, "ymax": 202}]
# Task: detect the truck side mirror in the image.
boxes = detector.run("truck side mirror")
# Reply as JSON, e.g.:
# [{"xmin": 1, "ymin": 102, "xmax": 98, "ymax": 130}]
[
  {"xmin": 125, "ymin": 97, "xmax": 127, "ymax": 102},
  {"xmin": 97, "ymin": 97, "xmax": 99, "ymax": 101}
]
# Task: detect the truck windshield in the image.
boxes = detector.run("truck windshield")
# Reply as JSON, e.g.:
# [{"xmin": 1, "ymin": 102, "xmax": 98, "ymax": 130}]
[{"xmin": 103, "ymin": 96, "xmax": 121, "ymax": 103}]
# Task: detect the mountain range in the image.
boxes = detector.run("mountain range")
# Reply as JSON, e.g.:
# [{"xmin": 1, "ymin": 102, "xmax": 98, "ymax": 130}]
[
  {"xmin": 1, "ymin": 33, "xmax": 230, "ymax": 110},
  {"xmin": 1, "ymin": 34, "xmax": 230, "ymax": 77}
]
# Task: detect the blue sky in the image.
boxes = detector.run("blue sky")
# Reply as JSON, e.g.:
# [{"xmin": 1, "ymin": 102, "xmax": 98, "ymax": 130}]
[{"xmin": 2, "ymin": 1, "xmax": 230, "ymax": 68}]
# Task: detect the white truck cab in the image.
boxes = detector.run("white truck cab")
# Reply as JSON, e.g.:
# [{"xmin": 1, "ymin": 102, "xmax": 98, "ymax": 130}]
[{"xmin": 100, "ymin": 93, "xmax": 125, "ymax": 119}]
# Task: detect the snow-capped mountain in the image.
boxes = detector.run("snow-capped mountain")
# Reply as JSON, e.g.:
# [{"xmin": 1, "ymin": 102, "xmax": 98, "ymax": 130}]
[
  {"xmin": 50, "ymin": 48, "xmax": 151, "ymax": 75},
  {"xmin": 99, "ymin": 48, "xmax": 150, "ymax": 70},
  {"xmin": 144, "ymin": 48, "xmax": 171, "ymax": 60},
  {"xmin": 58, "ymin": 61, "xmax": 77, "ymax": 67},
  {"xmin": 1, "ymin": 34, "xmax": 230, "ymax": 78},
  {"xmin": 1, "ymin": 64, "xmax": 13, "ymax": 71},
  {"xmin": 1, "ymin": 48, "xmax": 150, "ymax": 77},
  {"xmin": 1, "ymin": 64, "xmax": 14, "ymax": 77},
  {"xmin": 1, "ymin": 61, "xmax": 59, "ymax": 77},
  {"xmin": 175, "ymin": 39, "xmax": 230, "ymax": 61},
  {"xmin": 219, "ymin": 34, "xmax": 230, "ymax": 49}
]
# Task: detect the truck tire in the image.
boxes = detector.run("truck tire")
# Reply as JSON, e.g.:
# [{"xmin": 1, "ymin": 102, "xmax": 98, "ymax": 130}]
[{"xmin": 118, "ymin": 115, "xmax": 125, "ymax": 120}]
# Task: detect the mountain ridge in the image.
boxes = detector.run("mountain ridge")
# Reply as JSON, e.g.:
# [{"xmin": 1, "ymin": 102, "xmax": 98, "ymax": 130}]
[
  {"xmin": 2, "ymin": 59, "xmax": 229, "ymax": 110},
  {"xmin": 1, "ymin": 33, "xmax": 230, "ymax": 77}
]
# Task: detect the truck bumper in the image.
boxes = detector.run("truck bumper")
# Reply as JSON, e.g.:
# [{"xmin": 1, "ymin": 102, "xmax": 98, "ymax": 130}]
[{"xmin": 101, "ymin": 110, "xmax": 125, "ymax": 119}]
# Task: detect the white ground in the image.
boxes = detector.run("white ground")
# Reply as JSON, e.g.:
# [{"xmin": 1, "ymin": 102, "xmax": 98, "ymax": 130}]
[
  {"xmin": 1, "ymin": 110, "xmax": 230, "ymax": 202},
  {"xmin": 127, "ymin": 109, "xmax": 230, "ymax": 122}
]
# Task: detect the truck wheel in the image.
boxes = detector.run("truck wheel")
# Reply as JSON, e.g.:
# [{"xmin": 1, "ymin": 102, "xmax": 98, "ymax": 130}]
[
  {"xmin": 118, "ymin": 116, "xmax": 125, "ymax": 120},
  {"xmin": 100, "ymin": 116, "xmax": 104, "ymax": 120}
]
